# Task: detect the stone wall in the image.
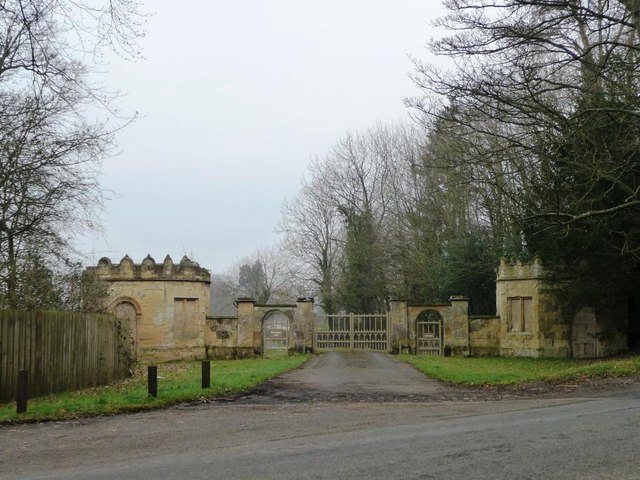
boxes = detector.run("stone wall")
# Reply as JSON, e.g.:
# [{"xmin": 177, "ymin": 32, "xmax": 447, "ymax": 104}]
[
  {"xmin": 468, "ymin": 316, "xmax": 501, "ymax": 356},
  {"xmin": 388, "ymin": 300, "xmax": 408, "ymax": 350},
  {"xmin": 448, "ymin": 296, "xmax": 471, "ymax": 356},
  {"xmin": 204, "ymin": 316, "xmax": 244, "ymax": 359}
]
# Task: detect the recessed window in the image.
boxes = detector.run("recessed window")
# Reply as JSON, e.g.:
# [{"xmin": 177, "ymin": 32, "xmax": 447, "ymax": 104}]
[
  {"xmin": 174, "ymin": 298, "xmax": 198, "ymax": 331},
  {"xmin": 508, "ymin": 296, "xmax": 532, "ymax": 332}
]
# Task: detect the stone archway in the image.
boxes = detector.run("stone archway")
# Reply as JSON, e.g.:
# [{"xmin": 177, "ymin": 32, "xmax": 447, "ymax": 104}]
[
  {"xmin": 262, "ymin": 311, "xmax": 290, "ymax": 357},
  {"xmin": 415, "ymin": 310, "xmax": 443, "ymax": 355},
  {"xmin": 110, "ymin": 297, "xmax": 141, "ymax": 362}
]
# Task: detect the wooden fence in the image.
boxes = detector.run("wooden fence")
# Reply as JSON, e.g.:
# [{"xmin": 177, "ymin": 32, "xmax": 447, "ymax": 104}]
[{"xmin": 0, "ymin": 310, "xmax": 132, "ymax": 402}]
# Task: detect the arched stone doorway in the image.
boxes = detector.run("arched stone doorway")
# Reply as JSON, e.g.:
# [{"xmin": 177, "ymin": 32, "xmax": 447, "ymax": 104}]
[
  {"xmin": 262, "ymin": 311, "xmax": 290, "ymax": 357},
  {"xmin": 111, "ymin": 297, "xmax": 140, "ymax": 363},
  {"xmin": 415, "ymin": 310, "xmax": 443, "ymax": 355}
]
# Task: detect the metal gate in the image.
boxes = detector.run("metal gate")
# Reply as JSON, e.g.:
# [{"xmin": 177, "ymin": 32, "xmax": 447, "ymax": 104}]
[
  {"xmin": 314, "ymin": 314, "xmax": 390, "ymax": 352},
  {"xmin": 416, "ymin": 310, "xmax": 443, "ymax": 355},
  {"xmin": 263, "ymin": 312, "xmax": 289, "ymax": 356}
]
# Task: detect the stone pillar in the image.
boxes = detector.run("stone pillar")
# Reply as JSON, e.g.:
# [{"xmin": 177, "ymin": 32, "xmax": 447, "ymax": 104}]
[
  {"xmin": 235, "ymin": 298, "xmax": 255, "ymax": 350},
  {"xmin": 294, "ymin": 297, "xmax": 315, "ymax": 352},
  {"xmin": 389, "ymin": 299, "xmax": 408, "ymax": 353},
  {"xmin": 448, "ymin": 295, "xmax": 470, "ymax": 356}
]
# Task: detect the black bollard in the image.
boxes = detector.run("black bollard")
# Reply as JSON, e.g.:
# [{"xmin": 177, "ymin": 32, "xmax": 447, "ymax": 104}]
[
  {"xmin": 147, "ymin": 365, "xmax": 158, "ymax": 397},
  {"xmin": 201, "ymin": 360, "xmax": 211, "ymax": 389},
  {"xmin": 16, "ymin": 369, "xmax": 28, "ymax": 414}
]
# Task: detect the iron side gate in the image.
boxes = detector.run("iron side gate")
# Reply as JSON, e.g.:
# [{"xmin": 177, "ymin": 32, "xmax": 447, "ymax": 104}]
[
  {"xmin": 263, "ymin": 312, "xmax": 289, "ymax": 357},
  {"xmin": 314, "ymin": 314, "xmax": 390, "ymax": 352},
  {"xmin": 416, "ymin": 311, "xmax": 443, "ymax": 355}
]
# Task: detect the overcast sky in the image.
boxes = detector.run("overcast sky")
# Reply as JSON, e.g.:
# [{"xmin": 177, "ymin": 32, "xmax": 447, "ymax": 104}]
[{"xmin": 77, "ymin": 1, "xmax": 446, "ymax": 274}]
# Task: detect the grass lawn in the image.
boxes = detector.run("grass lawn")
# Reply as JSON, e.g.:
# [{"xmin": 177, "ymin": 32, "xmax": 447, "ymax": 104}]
[
  {"xmin": 0, "ymin": 355, "xmax": 309, "ymax": 424},
  {"xmin": 399, "ymin": 354, "xmax": 640, "ymax": 385}
]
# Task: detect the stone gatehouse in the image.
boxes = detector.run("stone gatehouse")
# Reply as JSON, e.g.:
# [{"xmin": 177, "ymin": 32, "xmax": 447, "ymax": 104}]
[
  {"xmin": 494, "ymin": 258, "xmax": 627, "ymax": 358},
  {"xmin": 89, "ymin": 255, "xmax": 316, "ymax": 362},
  {"xmin": 89, "ymin": 255, "xmax": 628, "ymax": 361},
  {"xmin": 88, "ymin": 254, "xmax": 211, "ymax": 362}
]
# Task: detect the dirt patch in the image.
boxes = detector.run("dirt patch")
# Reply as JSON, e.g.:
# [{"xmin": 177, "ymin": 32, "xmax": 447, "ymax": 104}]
[
  {"xmin": 236, "ymin": 374, "xmax": 640, "ymax": 404},
  {"xmin": 466, "ymin": 374, "xmax": 640, "ymax": 400}
]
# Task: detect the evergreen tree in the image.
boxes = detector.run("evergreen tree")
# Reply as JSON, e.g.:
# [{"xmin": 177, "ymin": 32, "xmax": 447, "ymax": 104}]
[{"xmin": 338, "ymin": 209, "xmax": 387, "ymax": 313}]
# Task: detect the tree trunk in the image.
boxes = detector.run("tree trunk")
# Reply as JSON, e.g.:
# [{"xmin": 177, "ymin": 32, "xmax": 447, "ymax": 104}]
[{"xmin": 621, "ymin": 0, "xmax": 640, "ymax": 38}]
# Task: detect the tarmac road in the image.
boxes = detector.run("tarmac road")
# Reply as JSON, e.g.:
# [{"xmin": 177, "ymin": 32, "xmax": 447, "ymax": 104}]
[
  {"xmin": 240, "ymin": 351, "xmax": 452, "ymax": 402},
  {"xmin": 1, "ymin": 352, "xmax": 640, "ymax": 480}
]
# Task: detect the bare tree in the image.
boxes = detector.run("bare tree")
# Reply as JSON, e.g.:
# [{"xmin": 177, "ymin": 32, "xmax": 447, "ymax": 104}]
[
  {"xmin": 279, "ymin": 171, "xmax": 343, "ymax": 313},
  {"xmin": 0, "ymin": 1, "xmax": 145, "ymax": 308},
  {"xmin": 0, "ymin": 84, "xmax": 112, "ymax": 307},
  {"xmin": 410, "ymin": 0, "xmax": 640, "ymax": 232},
  {"xmin": 0, "ymin": 1, "xmax": 145, "ymax": 80},
  {"xmin": 222, "ymin": 245, "xmax": 297, "ymax": 305},
  {"xmin": 317, "ymin": 124, "xmax": 399, "ymax": 227},
  {"xmin": 281, "ymin": 122, "xmax": 442, "ymax": 311}
]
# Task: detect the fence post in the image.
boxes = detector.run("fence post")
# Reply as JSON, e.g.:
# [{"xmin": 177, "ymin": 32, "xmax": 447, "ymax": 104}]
[
  {"xmin": 147, "ymin": 365, "xmax": 158, "ymax": 397},
  {"xmin": 387, "ymin": 313, "xmax": 391, "ymax": 353},
  {"xmin": 312, "ymin": 315, "xmax": 317, "ymax": 352},
  {"xmin": 201, "ymin": 360, "xmax": 211, "ymax": 389},
  {"xmin": 16, "ymin": 369, "xmax": 28, "ymax": 414},
  {"xmin": 349, "ymin": 313, "xmax": 354, "ymax": 351}
]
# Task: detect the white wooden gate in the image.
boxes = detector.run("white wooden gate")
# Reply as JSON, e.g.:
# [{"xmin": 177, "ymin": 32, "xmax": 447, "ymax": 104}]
[{"xmin": 314, "ymin": 314, "xmax": 390, "ymax": 352}]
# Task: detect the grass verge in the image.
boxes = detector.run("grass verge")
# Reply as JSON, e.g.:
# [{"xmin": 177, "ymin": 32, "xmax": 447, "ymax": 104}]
[
  {"xmin": 0, "ymin": 355, "xmax": 309, "ymax": 424},
  {"xmin": 399, "ymin": 354, "xmax": 640, "ymax": 385}
]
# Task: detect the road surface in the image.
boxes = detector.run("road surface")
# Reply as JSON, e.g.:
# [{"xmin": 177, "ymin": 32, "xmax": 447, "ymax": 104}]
[{"xmin": 1, "ymin": 352, "xmax": 639, "ymax": 479}]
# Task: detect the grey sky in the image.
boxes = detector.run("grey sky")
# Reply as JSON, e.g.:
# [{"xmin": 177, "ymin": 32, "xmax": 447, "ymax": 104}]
[{"xmin": 78, "ymin": 1, "xmax": 445, "ymax": 273}]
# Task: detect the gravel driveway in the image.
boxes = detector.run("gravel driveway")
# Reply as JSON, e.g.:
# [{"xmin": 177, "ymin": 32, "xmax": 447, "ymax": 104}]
[
  {"xmin": 244, "ymin": 351, "xmax": 449, "ymax": 402},
  {"xmin": 241, "ymin": 351, "xmax": 640, "ymax": 403}
]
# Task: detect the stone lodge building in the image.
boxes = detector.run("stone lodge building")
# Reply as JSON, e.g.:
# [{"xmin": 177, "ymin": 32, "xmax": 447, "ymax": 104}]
[{"xmin": 88, "ymin": 254, "xmax": 212, "ymax": 362}]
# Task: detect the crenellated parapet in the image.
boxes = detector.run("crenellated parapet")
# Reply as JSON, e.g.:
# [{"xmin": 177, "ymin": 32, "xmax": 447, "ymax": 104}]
[
  {"xmin": 89, "ymin": 254, "xmax": 211, "ymax": 283},
  {"xmin": 497, "ymin": 257, "xmax": 543, "ymax": 282}
]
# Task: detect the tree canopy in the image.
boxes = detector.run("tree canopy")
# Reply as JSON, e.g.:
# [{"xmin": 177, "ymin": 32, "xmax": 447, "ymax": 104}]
[{"xmin": 408, "ymin": 0, "xmax": 640, "ymax": 339}]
